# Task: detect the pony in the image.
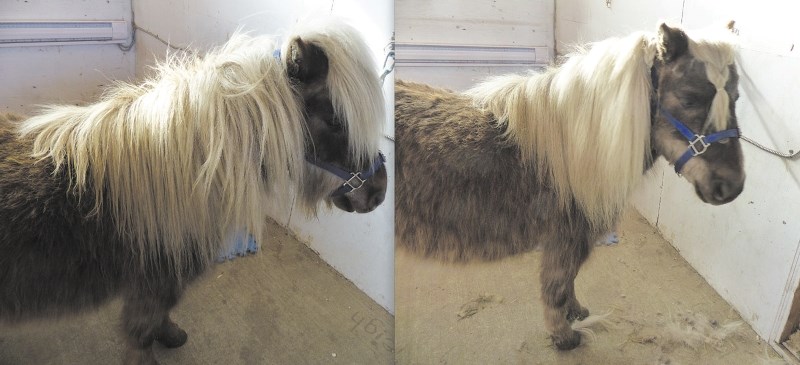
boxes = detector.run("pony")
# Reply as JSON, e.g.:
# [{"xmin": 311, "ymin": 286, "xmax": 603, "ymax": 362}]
[
  {"xmin": 395, "ymin": 22, "xmax": 744, "ymax": 350},
  {"xmin": 0, "ymin": 19, "xmax": 387, "ymax": 365}
]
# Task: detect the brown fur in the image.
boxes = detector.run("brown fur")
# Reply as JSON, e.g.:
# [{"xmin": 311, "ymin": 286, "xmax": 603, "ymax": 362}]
[
  {"xmin": 395, "ymin": 81, "xmax": 581, "ymax": 261},
  {"xmin": 0, "ymin": 112, "xmax": 198, "ymax": 364}
]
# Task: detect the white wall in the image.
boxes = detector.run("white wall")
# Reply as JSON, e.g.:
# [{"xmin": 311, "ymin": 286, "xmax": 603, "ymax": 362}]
[
  {"xmin": 133, "ymin": 0, "xmax": 396, "ymax": 312},
  {"xmin": 0, "ymin": 0, "xmax": 135, "ymax": 114},
  {"xmin": 557, "ymin": 0, "xmax": 800, "ymax": 344}
]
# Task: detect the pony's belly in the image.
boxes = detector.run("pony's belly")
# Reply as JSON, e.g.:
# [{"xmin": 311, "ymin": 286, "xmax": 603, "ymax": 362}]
[
  {"xmin": 396, "ymin": 176, "xmax": 561, "ymax": 261},
  {"xmin": 0, "ymin": 239, "xmax": 123, "ymax": 321}
]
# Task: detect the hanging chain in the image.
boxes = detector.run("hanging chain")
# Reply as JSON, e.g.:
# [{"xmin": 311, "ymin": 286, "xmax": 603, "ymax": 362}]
[
  {"xmin": 380, "ymin": 34, "xmax": 396, "ymax": 142},
  {"xmin": 379, "ymin": 33, "xmax": 395, "ymax": 86},
  {"xmin": 740, "ymin": 133, "xmax": 799, "ymax": 159}
]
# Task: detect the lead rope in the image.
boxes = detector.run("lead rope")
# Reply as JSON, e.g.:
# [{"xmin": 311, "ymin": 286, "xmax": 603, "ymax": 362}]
[
  {"xmin": 740, "ymin": 134, "xmax": 799, "ymax": 158},
  {"xmin": 728, "ymin": 25, "xmax": 798, "ymax": 160},
  {"xmin": 379, "ymin": 33, "xmax": 395, "ymax": 87}
]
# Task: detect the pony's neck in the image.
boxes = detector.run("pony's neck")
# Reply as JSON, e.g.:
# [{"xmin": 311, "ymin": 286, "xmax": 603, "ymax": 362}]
[
  {"xmin": 469, "ymin": 31, "xmax": 659, "ymax": 231},
  {"xmin": 645, "ymin": 64, "xmax": 661, "ymax": 171}
]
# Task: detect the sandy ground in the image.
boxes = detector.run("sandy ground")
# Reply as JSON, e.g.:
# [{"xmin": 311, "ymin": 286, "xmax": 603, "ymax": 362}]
[
  {"xmin": 396, "ymin": 209, "xmax": 786, "ymax": 365},
  {"xmin": 0, "ymin": 219, "xmax": 393, "ymax": 365}
]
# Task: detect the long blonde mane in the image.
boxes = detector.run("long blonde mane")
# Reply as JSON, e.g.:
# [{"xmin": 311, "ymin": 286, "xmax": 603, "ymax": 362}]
[
  {"xmin": 16, "ymin": 21, "xmax": 380, "ymax": 273},
  {"xmin": 287, "ymin": 20, "xmax": 385, "ymax": 168},
  {"xmin": 466, "ymin": 32, "xmax": 658, "ymax": 231}
]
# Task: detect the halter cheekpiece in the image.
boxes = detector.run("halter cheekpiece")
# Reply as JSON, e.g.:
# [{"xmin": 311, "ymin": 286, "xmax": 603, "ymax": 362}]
[{"xmin": 651, "ymin": 68, "xmax": 740, "ymax": 175}]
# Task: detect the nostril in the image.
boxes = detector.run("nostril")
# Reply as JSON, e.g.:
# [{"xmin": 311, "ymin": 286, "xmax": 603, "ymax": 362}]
[
  {"xmin": 712, "ymin": 180, "xmax": 731, "ymax": 202},
  {"xmin": 368, "ymin": 191, "xmax": 385, "ymax": 210},
  {"xmin": 711, "ymin": 178, "xmax": 744, "ymax": 204}
]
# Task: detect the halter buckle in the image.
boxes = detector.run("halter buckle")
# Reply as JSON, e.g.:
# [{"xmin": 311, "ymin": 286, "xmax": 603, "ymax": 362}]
[
  {"xmin": 343, "ymin": 173, "xmax": 366, "ymax": 191},
  {"xmin": 689, "ymin": 134, "xmax": 710, "ymax": 156}
]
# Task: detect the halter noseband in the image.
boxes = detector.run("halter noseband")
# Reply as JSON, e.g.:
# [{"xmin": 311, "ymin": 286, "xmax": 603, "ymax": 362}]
[
  {"xmin": 659, "ymin": 108, "xmax": 739, "ymax": 175},
  {"xmin": 306, "ymin": 153, "xmax": 386, "ymax": 197},
  {"xmin": 651, "ymin": 68, "xmax": 740, "ymax": 175}
]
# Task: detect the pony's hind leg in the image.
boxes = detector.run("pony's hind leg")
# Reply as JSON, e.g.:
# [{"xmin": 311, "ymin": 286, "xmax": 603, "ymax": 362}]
[
  {"xmin": 121, "ymin": 281, "xmax": 187, "ymax": 365},
  {"xmin": 540, "ymin": 233, "xmax": 593, "ymax": 350}
]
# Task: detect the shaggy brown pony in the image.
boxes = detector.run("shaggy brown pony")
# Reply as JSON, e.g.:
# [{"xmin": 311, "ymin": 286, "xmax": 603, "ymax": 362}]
[
  {"xmin": 0, "ymin": 20, "xmax": 386, "ymax": 365},
  {"xmin": 395, "ymin": 23, "xmax": 744, "ymax": 350}
]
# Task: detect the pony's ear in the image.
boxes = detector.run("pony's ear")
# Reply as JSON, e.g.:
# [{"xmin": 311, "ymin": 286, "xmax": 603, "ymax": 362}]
[
  {"xmin": 286, "ymin": 37, "xmax": 329, "ymax": 84},
  {"xmin": 657, "ymin": 23, "xmax": 688, "ymax": 63}
]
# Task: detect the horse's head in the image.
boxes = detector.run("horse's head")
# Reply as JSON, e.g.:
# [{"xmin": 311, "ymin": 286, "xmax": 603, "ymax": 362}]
[
  {"xmin": 651, "ymin": 23, "xmax": 745, "ymax": 205},
  {"xmin": 284, "ymin": 31, "xmax": 387, "ymax": 213}
]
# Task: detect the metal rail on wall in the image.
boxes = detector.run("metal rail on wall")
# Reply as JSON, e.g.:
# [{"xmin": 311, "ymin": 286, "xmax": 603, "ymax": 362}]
[{"xmin": 0, "ymin": 20, "xmax": 130, "ymax": 47}]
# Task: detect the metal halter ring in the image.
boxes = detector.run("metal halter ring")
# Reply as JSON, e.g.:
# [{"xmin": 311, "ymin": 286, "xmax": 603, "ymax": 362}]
[
  {"xmin": 343, "ymin": 173, "xmax": 366, "ymax": 191},
  {"xmin": 688, "ymin": 134, "xmax": 710, "ymax": 156}
]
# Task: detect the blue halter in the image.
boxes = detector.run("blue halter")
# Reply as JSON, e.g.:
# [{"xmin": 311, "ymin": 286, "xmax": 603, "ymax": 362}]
[
  {"xmin": 660, "ymin": 107, "xmax": 739, "ymax": 175},
  {"xmin": 651, "ymin": 67, "xmax": 739, "ymax": 175},
  {"xmin": 306, "ymin": 153, "xmax": 386, "ymax": 197}
]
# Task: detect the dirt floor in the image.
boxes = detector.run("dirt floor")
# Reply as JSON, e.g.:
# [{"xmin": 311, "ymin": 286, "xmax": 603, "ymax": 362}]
[
  {"xmin": 395, "ymin": 209, "xmax": 787, "ymax": 365},
  {"xmin": 0, "ymin": 219, "xmax": 393, "ymax": 365}
]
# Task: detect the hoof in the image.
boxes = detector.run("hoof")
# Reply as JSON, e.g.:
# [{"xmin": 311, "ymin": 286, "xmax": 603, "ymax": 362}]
[
  {"xmin": 155, "ymin": 320, "xmax": 188, "ymax": 349},
  {"xmin": 552, "ymin": 331, "xmax": 581, "ymax": 351},
  {"xmin": 567, "ymin": 306, "xmax": 590, "ymax": 321}
]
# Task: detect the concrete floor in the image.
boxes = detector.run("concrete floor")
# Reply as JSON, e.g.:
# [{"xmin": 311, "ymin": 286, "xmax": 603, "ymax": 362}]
[
  {"xmin": 2, "ymin": 210, "xmax": 792, "ymax": 365},
  {"xmin": 396, "ymin": 209, "xmax": 787, "ymax": 365},
  {"xmin": 0, "ymin": 219, "xmax": 393, "ymax": 365}
]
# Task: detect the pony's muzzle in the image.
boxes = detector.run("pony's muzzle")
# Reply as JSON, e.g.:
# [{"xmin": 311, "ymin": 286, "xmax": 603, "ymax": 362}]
[
  {"xmin": 708, "ymin": 177, "xmax": 744, "ymax": 205},
  {"xmin": 695, "ymin": 169, "xmax": 744, "ymax": 206},
  {"xmin": 331, "ymin": 164, "xmax": 387, "ymax": 213}
]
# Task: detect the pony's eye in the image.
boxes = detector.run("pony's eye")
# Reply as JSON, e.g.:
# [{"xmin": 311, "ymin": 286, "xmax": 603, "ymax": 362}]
[
  {"xmin": 327, "ymin": 116, "xmax": 343, "ymax": 130},
  {"xmin": 679, "ymin": 97, "xmax": 698, "ymax": 108}
]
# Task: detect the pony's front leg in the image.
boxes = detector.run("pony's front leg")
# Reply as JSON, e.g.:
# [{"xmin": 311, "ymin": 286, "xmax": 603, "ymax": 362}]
[
  {"xmin": 565, "ymin": 282, "xmax": 590, "ymax": 321},
  {"xmin": 155, "ymin": 315, "xmax": 188, "ymax": 348},
  {"xmin": 121, "ymin": 281, "xmax": 186, "ymax": 365},
  {"xmin": 540, "ymin": 236, "xmax": 592, "ymax": 350}
]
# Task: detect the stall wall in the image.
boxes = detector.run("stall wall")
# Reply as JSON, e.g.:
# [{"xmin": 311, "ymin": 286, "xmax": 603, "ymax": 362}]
[
  {"xmin": 133, "ymin": 0, "xmax": 395, "ymax": 312},
  {"xmin": 556, "ymin": 0, "xmax": 800, "ymax": 343},
  {"xmin": 0, "ymin": 0, "xmax": 135, "ymax": 113}
]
